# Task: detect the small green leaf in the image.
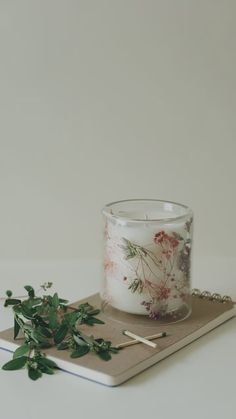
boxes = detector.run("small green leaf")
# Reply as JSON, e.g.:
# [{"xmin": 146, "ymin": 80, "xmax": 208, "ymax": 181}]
[
  {"xmin": 38, "ymin": 365, "xmax": 54, "ymax": 375},
  {"xmin": 79, "ymin": 332, "xmax": 95, "ymax": 345},
  {"xmin": 27, "ymin": 298, "xmax": 42, "ymax": 308},
  {"xmin": 21, "ymin": 303, "xmax": 36, "ymax": 319},
  {"xmin": 2, "ymin": 356, "xmax": 28, "ymax": 370},
  {"xmin": 98, "ymin": 351, "xmax": 112, "ymax": 361},
  {"xmin": 57, "ymin": 341, "xmax": 70, "ymax": 350},
  {"xmin": 48, "ymin": 307, "xmax": 58, "ymax": 330},
  {"xmin": 13, "ymin": 304, "xmax": 23, "ymax": 314},
  {"xmin": 24, "ymin": 285, "xmax": 35, "ymax": 298},
  {"xmin": 86, "ymin": 309, "xmax": 100, "ymax": 316},
  {"xmin": 37, "ymin": 342, "xmax": 52, "ymax": 349},
  {"xmin": 71, "ymin": 346, "xmax": 90, "ymax": 358},
  {"xmin": 31, "ymin": 330, "xmax": 49, "ymax": 344},
  {"xmin": 73, "ymin": 334, "xmax": 88, "ymax": 346},
  {"xmin": 54, "ymin": 323, "xmax": 68, "ymax": 344},
  {"xmin": 4, "ymin": 299, "xmax": 21, "ymax": 307},
  {"xmin": 34, "ymin": 315, "xmax": 49, "ymax": 328},
  {"xmin": 78, "ymin": 303, "xmax": 93, "ymax": 312},
  {"xmin": 86, "ymin": 317, "xmax": 105, "ymax": 325},
  {"xmin": 37, "ymin": 357, "xmax": 58, "ymax": 369},
  {"xmin": 14, "ymin": 318, "xmax": 21, "ymax": 339},
  {"xmin": 52, "ymin": 293, "xmax": 60, "ymax": 308},
  {"xmin": 28, "ymin": 368, "xmax": 42, "ymax": 381},
  {"xmin": 64, "ymin": 311, "xmax": 79, "ymax": 326},
  {"xmin": 36, "ymin": 304, "xmax": 46, "ymax": 316},
  {"xmin": 37, "ymin": 326, "xmax": 52, "ymax": 338},
  {"xmin": 58, "ymin": 298, "xmax": 68, "ymax": 305},
  {"xmin": 6, "ymin": 290, "xmax": 12, "ymax": 298},
  {"xmin": 13, "ymin": 344, "xmax": 29, "ymax": 359}
]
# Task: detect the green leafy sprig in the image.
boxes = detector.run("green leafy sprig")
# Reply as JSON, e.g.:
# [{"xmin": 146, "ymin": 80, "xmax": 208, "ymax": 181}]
[{"xmin": 2, "ymin": 284, "xmax": 119, "ymax": 380}]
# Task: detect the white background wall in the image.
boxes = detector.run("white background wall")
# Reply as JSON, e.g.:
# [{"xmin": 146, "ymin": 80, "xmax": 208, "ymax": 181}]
[{"xmin": 0, "ymin": 0, "xmax": 235, "ymax": 262}]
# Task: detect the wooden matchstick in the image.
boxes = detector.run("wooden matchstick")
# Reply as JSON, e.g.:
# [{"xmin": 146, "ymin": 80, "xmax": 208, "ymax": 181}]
[
  {"xmin": 116, "ymin": 331, "xmax": 167, "ymax": 349},
  {"xmin": 122, "ymin": 330, "xmax": 159, "ymax": 348}
]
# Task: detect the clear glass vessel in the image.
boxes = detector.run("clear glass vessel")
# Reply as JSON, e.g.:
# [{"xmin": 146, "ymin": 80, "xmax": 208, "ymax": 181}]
[{"xmin": 101, "ymin": 199, "xmax": 193, "ymax": 323}]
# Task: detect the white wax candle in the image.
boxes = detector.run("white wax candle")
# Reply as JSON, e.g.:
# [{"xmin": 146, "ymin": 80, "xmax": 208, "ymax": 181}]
[{"xmin": 101, "ymin": 200, "xmax": 193, "ymax": 320}]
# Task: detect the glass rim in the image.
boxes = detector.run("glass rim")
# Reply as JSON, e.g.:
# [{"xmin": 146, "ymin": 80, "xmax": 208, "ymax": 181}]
[{"xmin": 102, "ymin": 199, "xmax": 193, "ymax": 223}]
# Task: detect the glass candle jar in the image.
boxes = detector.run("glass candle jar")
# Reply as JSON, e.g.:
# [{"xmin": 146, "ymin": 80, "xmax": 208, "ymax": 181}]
[{"xmin": 101, "ymin": 199, "xmax": 193, "ymax": 323}]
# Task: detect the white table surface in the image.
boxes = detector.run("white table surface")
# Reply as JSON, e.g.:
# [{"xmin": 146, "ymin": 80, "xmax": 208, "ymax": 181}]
[{"xmin": 0, "ymin": 259, "xmax": 235, "ymax": 419}]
